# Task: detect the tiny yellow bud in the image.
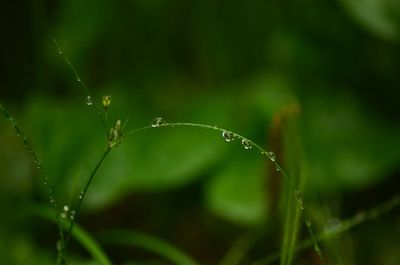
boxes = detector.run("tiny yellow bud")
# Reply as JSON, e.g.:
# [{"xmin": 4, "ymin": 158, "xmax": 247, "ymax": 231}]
[{"xmin": 102, "ymin": 95, "xmax": 112, "ymax": 110}]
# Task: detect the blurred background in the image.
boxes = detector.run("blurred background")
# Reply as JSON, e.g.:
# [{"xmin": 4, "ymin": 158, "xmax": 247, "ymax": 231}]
[{"xmin": 1, "ymin": 0, "xmax": 400, "ymax": 264}]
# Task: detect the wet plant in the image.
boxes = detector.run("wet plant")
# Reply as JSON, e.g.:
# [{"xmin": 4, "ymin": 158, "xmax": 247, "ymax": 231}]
[{"xmin": 1, "ymin": 40, "xmax": 399, "ymax": 265}]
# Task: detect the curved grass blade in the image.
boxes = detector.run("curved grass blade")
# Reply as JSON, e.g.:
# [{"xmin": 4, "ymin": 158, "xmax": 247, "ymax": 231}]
[
  {"xmin": 125, "ymin": 122, "xmax": 324, "ymax": 262},
  {"xmin": 31, "ymin": 204, "xmax": 113, "ymax": 265},
  {"xmin": 100, "ymin": 229, "xmax": 201, "ymax": 265}
]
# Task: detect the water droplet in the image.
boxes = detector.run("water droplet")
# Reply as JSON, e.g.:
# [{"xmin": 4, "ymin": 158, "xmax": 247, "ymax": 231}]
[
  {"xmin": 241, "ymin": 139, "xmax": 252, "ymax": 150},
  {"xmin": 151, "ymin": 117, "xmax": 165, "ymax": 127},
  {"xmin": 222, "ymin": 131, "xmax": 235, "ymax": 142},
  {"xmin": 57, "ymin": 50, "xmax": 64, "ymax": 55},
  {"xmin": 79, "ymin": 192, "xmax": 84, "ymax": 200},
  {"xmin": 56, "ymin": 240, "xmax": 63, "ymax": 251},
  {"xmin": 69, "ymin": 210, "xmax": 76, "ymax": 220},
  {"xmin": 275, "ymin": 166, "xmax": 280, "ymax": 172},
  {"xmin": 50, "ymin": 197, "xmax": 56, "ymax": 204},
  {"xmin": 61, "ymin": 205, "xmax": 69, "ymax": 219},
  {"xmin": 267, "ymin": 152, "xmax": 276, "ymax": 162},
  {"xmin": 305, "ymin": 219, "xmax": 312, "ymax": 227},
  {"xmin": 86, "ymin": 96, "xmax": 93, "ymax": 106}
]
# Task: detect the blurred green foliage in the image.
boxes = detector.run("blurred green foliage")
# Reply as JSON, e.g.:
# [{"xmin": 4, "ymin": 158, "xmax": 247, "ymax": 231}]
[{"xmin": 1, "ymin": 0, "xmax": 400, "ymax": 264}]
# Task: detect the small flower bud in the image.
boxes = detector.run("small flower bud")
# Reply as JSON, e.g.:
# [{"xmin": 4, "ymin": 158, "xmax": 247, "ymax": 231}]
[{"xmin": 102, "ymin": 95, "xmax": 112, "ymax": 110}]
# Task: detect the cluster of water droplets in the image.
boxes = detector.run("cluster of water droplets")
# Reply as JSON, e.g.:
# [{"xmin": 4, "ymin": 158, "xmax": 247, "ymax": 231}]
[
  {"xmin": 60, "ymin": 205, "xmax": 76, "ymax": 220},
  {"xmin": 151, "ymin": 117, "xmax": 166, "ymax": 127},
  {"xmin": 220, "ymin": 131, "xmax": 279, "ymax": 161},
  {"xmin": 86, "ymin": 96, "xmax": 93, "ymax": 106},
  {"xmin": 221, "ymin": 130, "xmax": 254, "ymax": 150},
  {"xmin": 60, "ymin": 205, "xmax": 68, "ymax": 219}
]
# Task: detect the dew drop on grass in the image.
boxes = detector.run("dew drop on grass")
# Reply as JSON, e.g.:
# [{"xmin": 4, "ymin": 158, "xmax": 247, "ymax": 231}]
[
  {"xmin": 151, "ymin": 117, "xmax": 165, "ymax": 127},
  {"xmin": 86, "ymin": 96, "xmax": 93, "ymax": 106},
  {"xmin": 241, "ymin": 139, "xmax": 252, "ymax": 150},
  {"xmin": 69, "ymin": 210, "xmax": 76, "ymax": 220},
  {"xmin": 222, "ymin": 131, "xmax": 235, "ymax": 142},
  {"xmin": 61, "ymin": 205, "xmax": 69, "ymax": 219},
  {"xmin": 267, "ymin": 152, "xmax": 276, "ymax": 162}
]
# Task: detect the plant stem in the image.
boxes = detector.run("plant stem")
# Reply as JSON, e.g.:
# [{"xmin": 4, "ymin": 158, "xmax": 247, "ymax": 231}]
[
  {"xmin": 52, "ymin": 38, "xmax": 108, "ymax": 136},
  {"xmin": 0, "ymin": 101, "xmax": 67, "ymax": 263},
  {"xmin": 125, "ymin": 122, "xmax": 323, "ymax": 262},
  {"xmin": 250, "ymin": 193, "xmax": 400, "ymax": 265},
  {"xmin": 65, "ymin": 148, "xmax": 112, "ymax": 245}
]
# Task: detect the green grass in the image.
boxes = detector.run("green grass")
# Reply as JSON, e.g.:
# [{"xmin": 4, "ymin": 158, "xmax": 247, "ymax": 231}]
[{"xmin": 1, "ymin": 40, "xmax": 400, "ymax": 265}]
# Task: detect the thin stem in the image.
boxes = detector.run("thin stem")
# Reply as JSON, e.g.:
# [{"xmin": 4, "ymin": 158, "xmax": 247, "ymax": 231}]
[
  {"xmin": 65, "ymin": 148, "xmax": 112, "ymax": 244},
  {"xmin": 52, "ymin": 38, "xmax": 108, "ymax": 136},
  {"xmin": 124, "ymin": 122, "xmax": 323, "ymax": 262},
  {"xmin": 218, "ymin": 233, "xmax": 255, "ymax": 265},
  {"xmin": 126, "ymin": 123, "xmax": 292, "ymax": 183},
  {"xmin": 124, "ymin": 122, "xmax": 324, "ymax": 264},
  {"xmin": 52, "ymin": 39, "xmax": 113, "ymax": 262},
  {"xmin": 0, "ymin": 102, "xmax": 66, "ymax": 263},
  {"xmin": 304, "ymin": 216, "xmax": 324, "ymax": 263},
  {"xmin": 250, "ymin": 193, "xmax": 400, "ymax": 265}
]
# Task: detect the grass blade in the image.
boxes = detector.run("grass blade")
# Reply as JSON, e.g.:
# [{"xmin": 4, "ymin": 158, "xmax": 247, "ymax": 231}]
[
  {"xmin": 100, "ymin": 229, "xmax": 201, "ymax": 265},
  {"xmin": 31, "ymin": 204, "xmax": 113, "ymax": 265}
]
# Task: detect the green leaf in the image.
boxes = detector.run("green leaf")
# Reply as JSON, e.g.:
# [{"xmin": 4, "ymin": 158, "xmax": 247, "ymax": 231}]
[{"xmin": 205, "ymin": 156, "xmax": 268, "ymax": 225}]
